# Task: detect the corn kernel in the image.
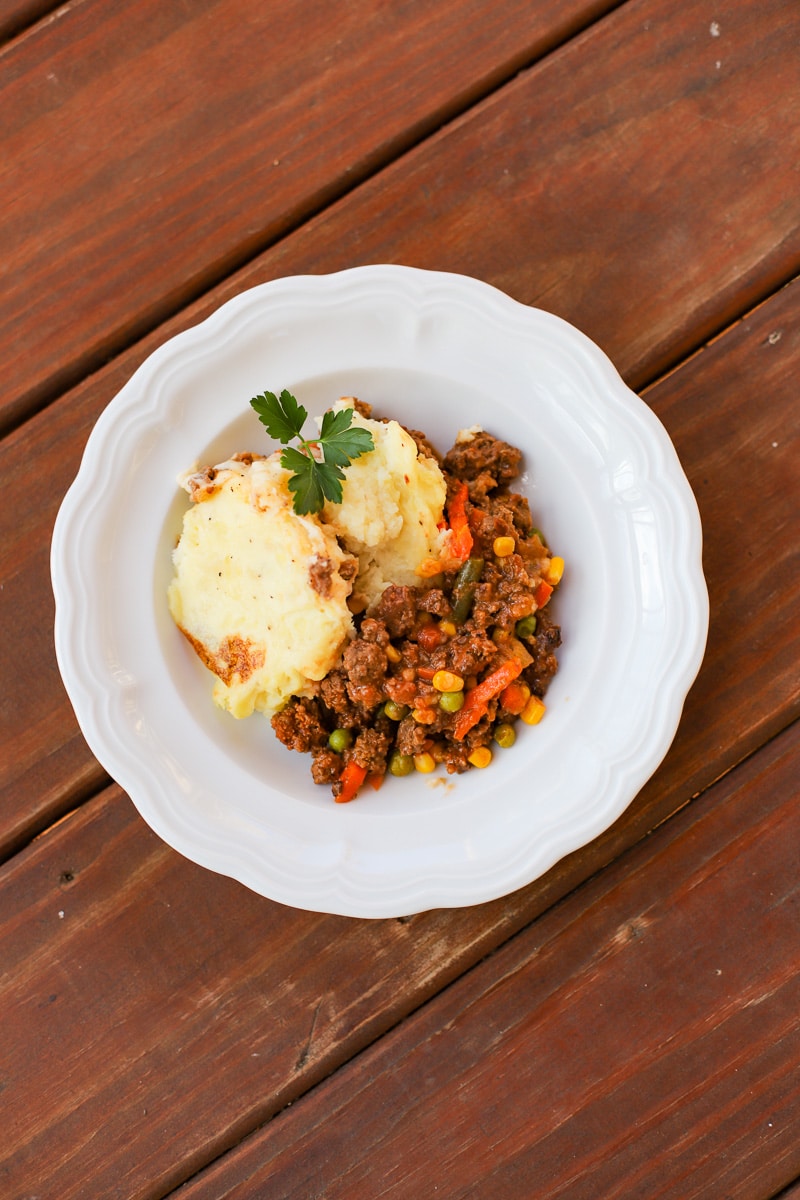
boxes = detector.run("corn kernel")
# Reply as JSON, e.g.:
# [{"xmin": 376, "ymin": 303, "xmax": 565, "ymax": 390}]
[
  {"xmin": 385, "ymin": 643, "xmax": 402, "ymax": 664},
  {"xmin": 520, "ymin": 695, "xmax": 546, "ymax": 726},
  {"xmin": 432, "ymin": 669, "xmax": 464, "ymax": 693},
  {"xmin": 412, "ymin": 707, "xmax": 436, "ymax": 725},
  {"xmin": 439, "ymin": 620, "xmax": 457, "ymax": 638},
  {"xmin": 467, "ymin": 746, "xmax": 493, "ymax": 768},
  {"xmin": 414, "ymin": 752, "xmax": 436, "ymax": 773},
  {"xmin": 493, "ymin": 536, "xmax": 515, "ymax": 557},
  {"xmin": 545, "ymin": 556, "xmax": 565, "ymax": 586},
  {"xmin": 417, "ymin": 557, "xmax": 443, "ymax": 578}
]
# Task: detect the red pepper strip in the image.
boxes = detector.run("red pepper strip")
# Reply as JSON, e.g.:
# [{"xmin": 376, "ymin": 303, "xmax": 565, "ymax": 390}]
[
  {"xmin": 336, "ymin": 760, "xmax": 368, "ymax": 803},
  {"xmin": 447, "ymin": 482, "xmax": 473, "ymax": 561},
  {"xmin": 453, "ymin": 659, "xmax": 523, "ymax": 741},
  {"xmin": 534, "ymin": 580, "xmax": 553, "ymax": 608}
]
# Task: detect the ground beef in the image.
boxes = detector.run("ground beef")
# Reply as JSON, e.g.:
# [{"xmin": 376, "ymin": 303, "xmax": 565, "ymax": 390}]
[
  {"xmin": 272, "ymin": 697, "xmax": 328, "ymax": 752},
  {"xmin": 311, "ymin": 747, "xmax": 342, "ymax": 784},
  {"xmin": 316, "ymin": 669, "xmax": 368, "ymax": 728},
  {"xmin": 523, "ymin": 610, "xmax": 562, "ymax": 697},
  {"xmin": 309, "ymin": 555, "xmax": 334, "ymax": 598},
  {"xmin": 374, "ymin": 585, "xmax": 418, "ymax": 638},
  {"xmin": 395, "ymin": 716, "xmax": 431, "ymax": 758},
  {"xmin": 404, "ymin": 427, "xmax": 443, "ymax": 464},
  {"xmin": 272, "ymin": 424, "xmax": 563, "ymax": 800},
  {"xmin": 352, "ymin": 727, "xmax": 392, "ymax": 773},
  {"xmin": 343, "ymin": 639, "xmax": 387, "ymax": 685},
  {"xmin": 445, "ymin": 629, "xmax": 499, "ymax": 679},
  {"xmin": 342, "ymin": 639, "xmax": 387, "ymax": 707},
  {"xmin": 417, "ymin": 588, "xmax": 451, "ymax": 616},
  {"xmin": 442, "ymin": 431, "xmax": 523, "ymax": 491}
]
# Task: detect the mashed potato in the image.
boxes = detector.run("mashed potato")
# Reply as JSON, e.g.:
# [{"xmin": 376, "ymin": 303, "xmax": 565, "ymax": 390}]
[
  {"xmin": 320, "ymin": 400, "xmax": 449, "ymax": 608},
  {"xmin": 168, "ymin": 400, "xmax": 452, "ymax": 718},
  {"xmin": 168, "ymin": 454, "xmax": 356, "ymax": 717}
]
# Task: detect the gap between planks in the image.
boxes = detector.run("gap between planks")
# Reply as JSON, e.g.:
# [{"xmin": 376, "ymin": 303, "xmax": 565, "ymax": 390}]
[{"xmin": 0, "ymin": 0, "xmax": 628, "ymax": 439}]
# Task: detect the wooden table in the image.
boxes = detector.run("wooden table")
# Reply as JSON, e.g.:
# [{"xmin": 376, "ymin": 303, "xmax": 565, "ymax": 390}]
[{"xmin": 2, "ymin": 0, "xmax": 799, "ymax": 1195}]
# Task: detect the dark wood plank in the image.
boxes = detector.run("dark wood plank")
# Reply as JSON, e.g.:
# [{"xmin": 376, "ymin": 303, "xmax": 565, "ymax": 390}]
[
  {"xmin": 0, "ymin": 782, "xmax": 569, "ymax": 1199},
  {"xmin": 0, "ymin": 0, "xmax": 56, "ymax": 43},
  {"xmin": 256, "ymin": 0, "xmax": 800, "ymax": 392},
  {"xmin": 0, "ymin": 0, "xmax": 617, "ymax": 433},
  {"xmin": 171, "ymin": 720, "xmax": 800, "ymax": 1200},
  {"xmin": 1, "ymin": 277, "xmax": 798, "ymax": 1191}
]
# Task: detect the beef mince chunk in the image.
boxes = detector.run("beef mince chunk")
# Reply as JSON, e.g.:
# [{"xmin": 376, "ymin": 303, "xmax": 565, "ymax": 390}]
[
  {"xmin": 311, "ymin": 747, "xmax": 342, "ymax": 784},
  {"xmin": 308, "ymin": 555, "xmax": 334, "ymax": 598},
  {"xmin": 374, "ymin": 584, "xmax": 419, "ymax": 638},
  {"xmin": 317, "ymin": 668, "xmax": 364, "ymax": 728},
  {"xmin": 272, "ymin": 697, "xmax": 329, "ymax": 752},
  {"xmin": 442, "ymin": 430, "xmax": 523, "ymax": 490},
  {"xmin": 404, "ymin": 427, "xmax": 443, "ymax": 464},
  {"xmin": 342, "ymin": 639, "xmax": 388, "ymax": 708},
  {"xmin": 446, "ymin": 629, "xmax": 498, "ymax": 679},
  {"xmin": 343, "ymin": 639, "xmax": 387, "ymax": 686},
  {"xmin": 353, "ymin": 727, "xmax": 392, "ymax": 774},
  {"xmin": 524, "ymin": 610, "xmax": 562, "ymax": 695}
]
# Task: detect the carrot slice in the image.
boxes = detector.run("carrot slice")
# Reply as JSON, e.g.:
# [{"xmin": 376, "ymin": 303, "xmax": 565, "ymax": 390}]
[
  {"xmin": 447, "ymin": 482, "xmax": 473, "ymax": 561},
  {"xmin": 499, "ymin": 679, "xmax": 530, "ymax": 715},
  {"xmin": 454, "ymin": 659, "xmax": 523, "ymax": 740},
  {"xmin": 534, "ymin": 580, "xmax": 553, "ymax": 608},
  {"xmin": 336, "ymin": 760, "xmax": 368, "ymax": 803}
]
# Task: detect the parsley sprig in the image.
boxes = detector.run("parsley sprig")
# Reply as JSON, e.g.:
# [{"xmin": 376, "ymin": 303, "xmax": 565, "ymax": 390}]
[{"xmin": 250, "ymin": 389, "xmax": 374, "ymax": 515}]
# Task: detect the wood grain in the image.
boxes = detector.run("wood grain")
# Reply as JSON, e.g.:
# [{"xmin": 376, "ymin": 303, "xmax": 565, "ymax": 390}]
[
  {"xmin": 0, "ymin": 0, "xmax": 617, "ymax": 433},
  {"xmin": 3, "ymin": 0, "xmax": 800, "ymax": 854},
  {"xmin": 2, "ymin": 716, "xmax": 797, "ymax": 1198},
  {"xmin": 3, "ymin": 0, "xmax": 799, "ymax": 1196},
  {"xmin": 258, "ymin": 0, "xmax": 800, "ymax": 391},
  {"xmin": 1, "ymin": 281, "xmax": 798, "ymax": 1196},
  {"xmin": 170, "ymin": 720, "xmax": 800, "ymax": 1200},
  {"xmin": 0, "ymin": 783, "xmax": 565, "ymax": 1199}
]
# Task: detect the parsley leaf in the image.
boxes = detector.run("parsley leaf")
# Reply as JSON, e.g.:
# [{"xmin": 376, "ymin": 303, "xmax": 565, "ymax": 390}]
[
  {"xmin": 250, "ymin": 389, "xmax": 307, "ymax": 444},
  {"xmin": 250, "ymin": 389, "xmax": 374, "ymax": 515}
]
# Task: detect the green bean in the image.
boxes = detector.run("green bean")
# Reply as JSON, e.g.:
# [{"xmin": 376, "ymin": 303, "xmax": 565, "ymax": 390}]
[{"xmin": 450, "ymin": 556, "xmax": 484, "ymax": 625}]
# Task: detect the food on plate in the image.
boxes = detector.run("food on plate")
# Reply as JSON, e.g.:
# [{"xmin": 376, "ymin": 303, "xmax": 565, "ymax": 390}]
[
  {"xmin": 168, "ymin": 398, "xmax": 451, "ymax": 716},
  {"xmin": 168, "ymin": 393, "xmax": 564, "ymax": 801},
  {"xmin": 167, "ymin": 452, "xmax": 357, "ymax": 717}
]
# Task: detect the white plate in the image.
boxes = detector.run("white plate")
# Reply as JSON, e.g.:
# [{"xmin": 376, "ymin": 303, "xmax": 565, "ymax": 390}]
[{"xmin": 51, "ymin": 266, "xmax": 707, "ymax": 917}]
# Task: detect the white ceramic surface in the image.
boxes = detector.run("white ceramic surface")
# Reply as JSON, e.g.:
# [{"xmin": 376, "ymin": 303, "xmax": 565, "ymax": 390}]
[{"xmin": 51, "ymin": 266, "xmax": 708, "ymax": 917}]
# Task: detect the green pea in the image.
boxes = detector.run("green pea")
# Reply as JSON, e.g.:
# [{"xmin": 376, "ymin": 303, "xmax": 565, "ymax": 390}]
[
  {"xmin": 515, "ymin": 614, "xmax": 538, "ymax": 639},
  {"xmin": 494, "ymin": 723, "xmax": 517, "ymax": 749},
  {"xmin": 384, "ymin": 700, "xmax": 409, "ymax": 721},
  {"xmin": 328, "ymin": 728, "xmax": 353, "ymax": 753},
  {"xmin": 389, "ymin": 752, "xmax": 414, "ymax": 777},
  {"xmin": 439, "ymin": 690, "xmax": 465, "ymax": 713}
]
